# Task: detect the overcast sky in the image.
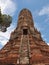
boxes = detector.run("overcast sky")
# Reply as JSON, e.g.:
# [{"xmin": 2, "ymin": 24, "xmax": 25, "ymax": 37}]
[{"xmin": 0, "ymin": 0, "xmax": 49, "ymax": 49}]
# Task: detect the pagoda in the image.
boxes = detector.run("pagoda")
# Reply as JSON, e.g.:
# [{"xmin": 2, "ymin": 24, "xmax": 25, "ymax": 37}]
[{"xmin": 0, "ymin": 9, "xmax": 49, "ymax": 65}]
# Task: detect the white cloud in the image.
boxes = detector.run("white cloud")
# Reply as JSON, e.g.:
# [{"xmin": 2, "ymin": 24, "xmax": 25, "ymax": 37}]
[
  {"xmin": 38, "ymin": 5, "xmax": 49, "ymax": 16},
  {"xmin": 47, "ymin": 43, "xmax": 49, "ymax": 45},
  {"xmin": 0, "ymin": 0, "xmax": 17, "ymax": 16},
  {"xmin": 0, "ymin": 23, "xmax": 15, "ymax": 46},
  {"xmin": 0, "ymin": 38, "xmax": 8, "ymax": 46},
  {"xmin": 38, "ymin": 5, "xmax": 49, "ymax": 22}
]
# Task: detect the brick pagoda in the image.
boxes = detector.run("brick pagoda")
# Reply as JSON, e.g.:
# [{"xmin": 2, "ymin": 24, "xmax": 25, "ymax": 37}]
[{"xmin": 0, "ymin": 9, "xmax": 49, "ymax": 65}]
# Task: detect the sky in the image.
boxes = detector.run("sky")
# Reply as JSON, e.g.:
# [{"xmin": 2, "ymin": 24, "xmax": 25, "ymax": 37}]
[{"xmin": 0, "ymin": 0, "xmax": 49, "ymax": 49}]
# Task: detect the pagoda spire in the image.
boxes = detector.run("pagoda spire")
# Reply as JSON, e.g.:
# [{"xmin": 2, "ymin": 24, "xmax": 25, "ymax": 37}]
[{"xmin": 0, "ymin": 8, "xmax": 49, "ymax": 65}]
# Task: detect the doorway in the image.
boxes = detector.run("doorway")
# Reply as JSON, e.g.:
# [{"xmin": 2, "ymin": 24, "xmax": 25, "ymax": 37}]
[{"xmin": 23, "ymin": 29, "xmax": 28, "ymax": 35}]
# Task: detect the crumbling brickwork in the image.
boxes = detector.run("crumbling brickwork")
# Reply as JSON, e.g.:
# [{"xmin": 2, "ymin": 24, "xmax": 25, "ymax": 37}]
[{"xmin": 0, "ymin": 8, "xmax": 49, "ymax": 65}]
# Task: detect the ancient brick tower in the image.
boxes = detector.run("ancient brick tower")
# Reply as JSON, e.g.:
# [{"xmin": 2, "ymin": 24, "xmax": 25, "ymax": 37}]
[{"xmin": 0, "ymin": 9, "xmax": 49, "ymax": 65}]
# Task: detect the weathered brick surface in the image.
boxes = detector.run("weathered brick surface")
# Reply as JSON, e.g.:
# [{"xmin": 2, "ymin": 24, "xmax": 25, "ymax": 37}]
[{"xmin": 0, "ymin": 8, "xmax": 49, "ymax": 65}]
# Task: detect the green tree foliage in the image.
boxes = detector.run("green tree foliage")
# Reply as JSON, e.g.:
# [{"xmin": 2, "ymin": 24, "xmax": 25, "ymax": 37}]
[
  {"xmin": 0, "ymin": 10, "xmax": 12, "ymax": 32},
  {"xmin": 1, "ymin": 15, "xmax": 12, "ymax": 27}
]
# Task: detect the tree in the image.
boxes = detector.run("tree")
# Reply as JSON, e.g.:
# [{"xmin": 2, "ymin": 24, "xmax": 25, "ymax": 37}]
[{"xmin": 0, "ymin": 9, "xmax": 12, "ymax": 32}]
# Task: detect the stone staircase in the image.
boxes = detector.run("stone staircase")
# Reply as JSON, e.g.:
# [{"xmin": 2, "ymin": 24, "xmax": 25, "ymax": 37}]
[{"xmin": 18, "ymin": 35, "xmax": 30, "ymax": 65}]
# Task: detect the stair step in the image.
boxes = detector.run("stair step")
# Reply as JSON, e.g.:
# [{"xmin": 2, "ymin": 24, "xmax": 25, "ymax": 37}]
[{"xmin": 19, "ymin": 35, "xmax": 30, "ymax": 64}]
